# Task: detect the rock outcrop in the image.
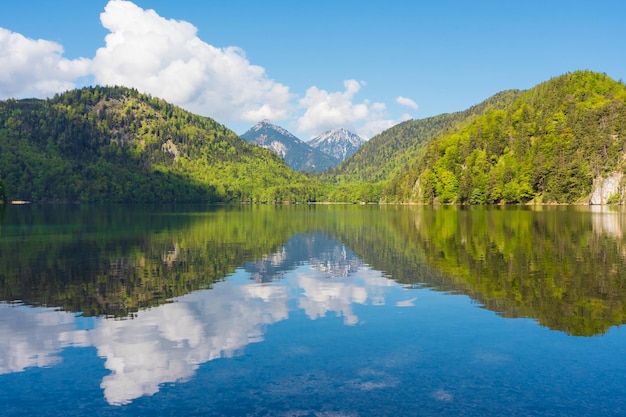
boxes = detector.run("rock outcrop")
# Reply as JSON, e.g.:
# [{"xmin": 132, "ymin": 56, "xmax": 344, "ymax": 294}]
[{"xmin": 590, "ymin": 172, "xmax": 624, "ymax": 204}]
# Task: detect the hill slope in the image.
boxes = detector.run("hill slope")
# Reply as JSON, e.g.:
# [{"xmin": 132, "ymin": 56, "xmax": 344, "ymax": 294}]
[
  {"xmin": 0, "ymin": 87, "xmax": 321, "ymax": 203},
  {"xmin": 327, "ymin": 89, "xmax": 522, "ymax": 185},
  {"xmin": 383, "ymin": 71, "xmax": 626, "ymax": 203},
  {"xmin": 241, "ymin": 120, "xmax": 338, "ymax": 172}
]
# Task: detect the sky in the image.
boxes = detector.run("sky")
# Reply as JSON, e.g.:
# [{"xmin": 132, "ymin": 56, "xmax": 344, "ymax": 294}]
[{"xmin": 1, "ymin": 0, "xmax": 625, "ymax": 140}]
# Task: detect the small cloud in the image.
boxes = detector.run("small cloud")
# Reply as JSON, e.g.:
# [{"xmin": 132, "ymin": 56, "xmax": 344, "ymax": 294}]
[
  {"xmin": 396, "ymin": 96, "xmax": 418, "ymax": 110},
  {"xmin": 0, "ymin": 27, "xmax": 90, "ymax": 99}
]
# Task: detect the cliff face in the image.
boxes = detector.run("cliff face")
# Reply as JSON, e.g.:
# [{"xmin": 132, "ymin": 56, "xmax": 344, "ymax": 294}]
[{"xmin": 590, "ymin": 172, "xmax": 624, "ymax": 204}]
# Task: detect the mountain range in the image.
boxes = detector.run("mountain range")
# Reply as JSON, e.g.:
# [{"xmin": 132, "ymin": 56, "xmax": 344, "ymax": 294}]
[
  {"xmin": 240, "ymin": 120, "xmax": 364, "ymax": 172},
  {"xmin": 1, "ymin": 70, "xmax": 625, "ymax": 204},
  {"xmin": 240, "ymin": 120, "xmax": 337, "ymax": 172}
]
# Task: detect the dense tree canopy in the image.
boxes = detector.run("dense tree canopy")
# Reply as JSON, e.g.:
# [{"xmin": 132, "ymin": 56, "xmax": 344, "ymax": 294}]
[
  {"xmin": 381, "ymin": 71, "xmax": 626, "ymax": 204},
  {"xmin": 0, "ymin": 86, "xmax": 324, "ymax": 203},
  {"xmin": 0, "ymin": 177, "xmax": 6, "ymax": 203}
]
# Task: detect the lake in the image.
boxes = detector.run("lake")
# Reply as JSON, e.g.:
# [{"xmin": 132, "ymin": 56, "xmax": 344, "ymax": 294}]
[{"xmin": 1, "ymin": 204, "xmax": 626, "ymax": 416}]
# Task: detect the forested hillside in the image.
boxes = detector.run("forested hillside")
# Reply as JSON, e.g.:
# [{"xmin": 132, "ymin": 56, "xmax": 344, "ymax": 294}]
[
  {"xmin": 330, "ymin": 90, "xmax": 521, "ymax": 184},
  {"xmin": 321, "ymin": 89, "xmax": 521, "ymax": 202},
  {"xmin": 0, "ymin": 86, "xmax": 323, "ymax": 203},
  {"xmin": 383, "ymin": 71, "xmax": 626, "ymax": 203},
  {"xmin": 2, "ymin": 71, "xmax": 624, "ymax": 205}
]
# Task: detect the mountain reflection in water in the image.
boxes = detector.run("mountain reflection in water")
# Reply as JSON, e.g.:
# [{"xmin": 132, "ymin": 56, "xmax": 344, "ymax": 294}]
[{"xmin": 0, "ymin": 233, "xmax": 401, "ymax": 405}]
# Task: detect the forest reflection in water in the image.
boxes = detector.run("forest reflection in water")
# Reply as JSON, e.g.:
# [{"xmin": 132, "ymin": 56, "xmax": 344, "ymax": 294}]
[
  {"xmin": 1, "ymin": 204, "xmax": 626, "ymax": 335},
  {"xmin": 1, "ymin": 204, "xmax": 626, "ymax": 414}
]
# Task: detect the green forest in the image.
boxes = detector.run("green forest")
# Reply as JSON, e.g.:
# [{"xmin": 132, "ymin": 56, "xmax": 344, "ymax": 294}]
[
  {"xmin": 1, "ymin": 71, "xmax": 625, "ymax": 204},
  {"xmin": 0, "ymin": 86, "xmax": 326, "ymax": 203},
  {"xmin": 382, "ymin": 71, "xmax": 626, "ymax": 204}
]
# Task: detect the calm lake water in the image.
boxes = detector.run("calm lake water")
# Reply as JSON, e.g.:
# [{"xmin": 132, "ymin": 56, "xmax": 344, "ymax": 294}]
[{"xmin": 1, "ymin": 204, "xmax": 626, "ymax": 416}]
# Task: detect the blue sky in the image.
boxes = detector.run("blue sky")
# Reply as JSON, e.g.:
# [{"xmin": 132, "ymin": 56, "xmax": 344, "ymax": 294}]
[{"xmin": 1, "ymin": 1, "xmax": 624, "ymax": 139}]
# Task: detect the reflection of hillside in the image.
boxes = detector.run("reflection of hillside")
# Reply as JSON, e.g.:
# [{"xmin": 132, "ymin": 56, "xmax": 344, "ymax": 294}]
[
  {"xmin": 2, "ymin": 204, "xmax": 626, "ymax": 336},
  {"xmin": 244, "ymin": 233, "xmax": 364, "ymax": 282},
  {"xmin": 293, "ymin": 205, "xmax": 626, "ymax": 336},
  {"xmin": 337, "ymin": 206, "xmax": 626, "ymax": 337},
  {"xmin": 0, "ymin": 205, "xmax": 306, "ymax": 317},
  {"xmin": 589, "ymin": 205, "xmax": 626, "ymax": 241}
]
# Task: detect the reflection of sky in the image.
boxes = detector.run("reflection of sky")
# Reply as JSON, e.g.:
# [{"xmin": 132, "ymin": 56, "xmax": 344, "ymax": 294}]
[
  {"xmin": 0, "ymin": 304, "xmax": 84, "ymax": 374},
  {"xmin": 92, "ymin": 281, "xmax": 289, "ymax": 405},
  {"xmin": 295, "ymin": 266, "xmax": 395, "ymax": 325},
  {"xmin": 0, "ymin": 251, "xmax": 409, "ymax": 405}
]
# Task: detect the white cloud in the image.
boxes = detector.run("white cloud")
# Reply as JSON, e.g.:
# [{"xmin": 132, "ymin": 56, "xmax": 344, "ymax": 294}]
[
  {"xmin": 0, "ymin": 1, "xmax": 406, "ymax": 139},
  {"xmin": 0, "ymin": 305, "xmax": 85, "ymax": 375},
  {"xmin": 0, "ymin": 27, "xmax": 90, "ymax": 99},
  {"xmin": 297, "ymin": 79, "xmax": 403, "ymax": 139},
  {"xmin": 91, "ymin": 0, "xmax": 292, "ymax": 123},
  {"xmin": 396, "ymin": 96, "xmax": 418, "ymax": 110},
  {"xmin": 359, "ymin": 115, "xmax": 408, "ymax": 140},
  {"xmin": 348, "ymin": 110, "xmax": 411, "ymax": 140}
]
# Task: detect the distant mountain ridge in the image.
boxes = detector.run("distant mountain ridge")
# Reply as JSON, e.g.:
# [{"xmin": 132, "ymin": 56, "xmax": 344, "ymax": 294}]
[
  {"xmin": 240, "ymin": 120, "xmax": 339, "ymax": 172},
  {"xmin": 241, "ymin": 119, "xmax": 295, "ymax": 157},
  {"xmin": 308, "ymin": 128, "xmax": 365, "ymax": 162}
]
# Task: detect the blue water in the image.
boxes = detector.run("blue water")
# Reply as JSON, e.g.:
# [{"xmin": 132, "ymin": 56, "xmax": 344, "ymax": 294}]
[
  {"xmin": 2, "ymin": 263, "xmax": 625, "ymax": 416},
  {"xmin": 2, "ymin": 205, "xmax": 626, "ymax": 416}
]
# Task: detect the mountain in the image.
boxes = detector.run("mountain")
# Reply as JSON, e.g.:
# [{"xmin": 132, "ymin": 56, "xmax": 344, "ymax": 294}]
[
  {"xmin": 241, "ymin": 120, "xmax": 339, "ymax": 172},
  {"xmin": 244, "ymin": 233, "xmax": 363, "ymax": 283},
  {"xmin": 2, "ymin": 71, "xmax": 623, "ymax": 206},
  {"xmin": 382, "ymin": 70, "xmax": 626, "ymax": 204},
  {"xmin": 0, "ymin": 86, "xmax": 322, "ymax": 203},
  {"xmin": 308, "ymin": 128, "xmax": 365, "ymax": 162}
]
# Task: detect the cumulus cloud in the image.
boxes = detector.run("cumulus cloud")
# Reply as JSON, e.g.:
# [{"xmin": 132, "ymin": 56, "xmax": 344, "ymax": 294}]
[
  {"xmin": 0, "ymin": 0, "xmax": 407, "ymax": 138},
  {"xmin": 92, "ymin": 0, "xmax": 292, "ymax": 123},
  {"xmin": 0, "ymin": 28, "xmax": 90, "ymax": 99},
  {"xmin": 359, "ymin": 113, "xmax": 412, "ymax": 140},
  {"xmin": 297, "ymin": 80, "xmax": 402, "ymax": 139},
  {"xmin": 396, "ymin": 96, "xmax": 418, "ymax": 110}
]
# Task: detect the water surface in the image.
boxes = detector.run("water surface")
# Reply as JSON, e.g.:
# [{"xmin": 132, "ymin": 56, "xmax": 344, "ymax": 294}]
[{"xmin": 1, "ymin": 205, "xmax": 625, "ymax": 416}]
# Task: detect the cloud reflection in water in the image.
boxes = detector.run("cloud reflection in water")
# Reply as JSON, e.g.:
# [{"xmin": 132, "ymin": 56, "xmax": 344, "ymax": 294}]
[{"xmin": 0, "ymin": 235, "xmax": 407, "ymax": 405}]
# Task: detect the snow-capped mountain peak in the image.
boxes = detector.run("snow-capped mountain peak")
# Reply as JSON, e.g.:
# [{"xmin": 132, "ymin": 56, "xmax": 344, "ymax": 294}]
[
  {"xmin": 308, "ymin": 128, "xmax": 365, "ymax": 161},
  {"xmin": 241, "ymin": 121, "xmax": 339, "ymax": 172},
  {"xmin": 250, "ymin": 119, "xmax": 302, "ymax": 143}
]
